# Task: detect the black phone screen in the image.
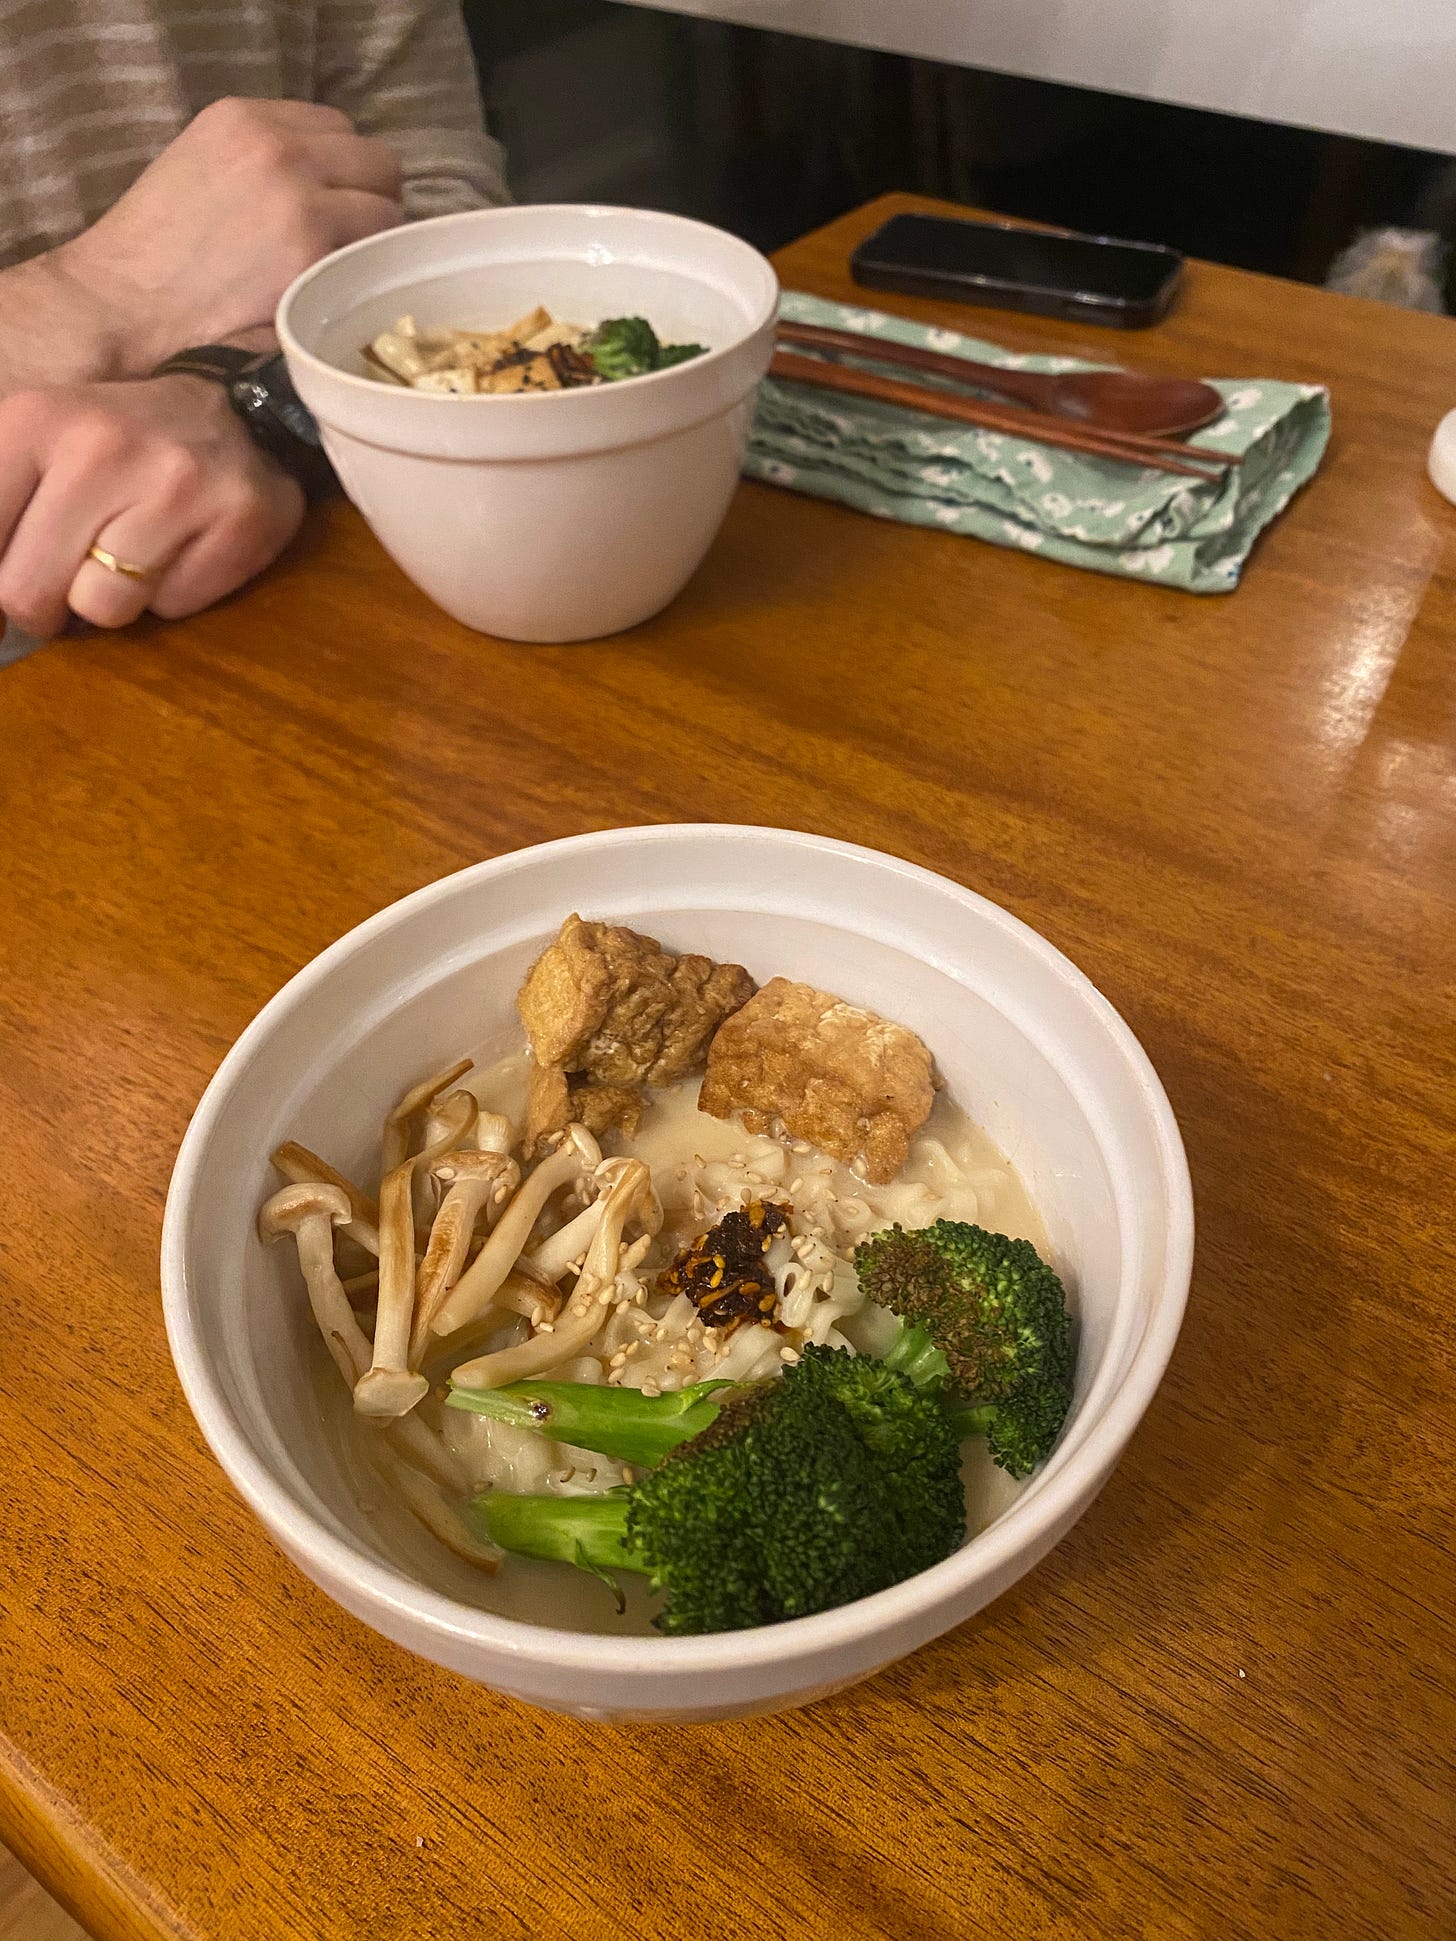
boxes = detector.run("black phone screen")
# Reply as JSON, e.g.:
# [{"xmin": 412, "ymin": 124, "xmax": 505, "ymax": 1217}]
[{"xmin": 857, "ymin": 214, "xmax": 1180, "ymax": 307}]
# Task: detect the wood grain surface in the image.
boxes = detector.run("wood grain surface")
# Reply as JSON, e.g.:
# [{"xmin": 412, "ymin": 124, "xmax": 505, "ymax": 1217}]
[{"xmin": 1, "ymin": 194, "xmax": 1453, "ymax": 1941}]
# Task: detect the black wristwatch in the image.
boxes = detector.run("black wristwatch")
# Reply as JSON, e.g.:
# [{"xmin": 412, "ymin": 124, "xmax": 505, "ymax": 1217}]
[{"xmin": 153, "ymin": 345, "xmax": 338, "ymax": 499}]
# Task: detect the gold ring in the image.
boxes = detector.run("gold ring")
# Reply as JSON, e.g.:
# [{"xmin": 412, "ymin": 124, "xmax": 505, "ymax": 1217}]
[{"xmin": 87, "ymin": 544, "xmax": 155, "ymax": 581}]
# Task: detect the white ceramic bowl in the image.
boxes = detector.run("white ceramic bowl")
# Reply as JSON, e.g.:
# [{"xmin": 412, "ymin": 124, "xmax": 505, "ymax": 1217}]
[
  {"xmin": 275, "ymin": 205, "xmax": 778, "ymax": 642},
  {"xmin": 162, "ymin": 826, "xmax": 1192, "ymax": 1723}
]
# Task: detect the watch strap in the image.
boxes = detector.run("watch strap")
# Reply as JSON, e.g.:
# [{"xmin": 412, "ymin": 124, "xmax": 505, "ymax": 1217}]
[
  {"xmin": 152, "ymin": 344, "xmax": 337, "ymax": 501},
  {"xmin": 152, "ymin": 344, "xmax": 273, "ymax": 385}
]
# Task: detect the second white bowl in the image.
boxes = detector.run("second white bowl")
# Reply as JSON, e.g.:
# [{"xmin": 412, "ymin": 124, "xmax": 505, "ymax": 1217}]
[{"xmin": 277, "ymin": 205, "xmax": 778, "ymax": 642}]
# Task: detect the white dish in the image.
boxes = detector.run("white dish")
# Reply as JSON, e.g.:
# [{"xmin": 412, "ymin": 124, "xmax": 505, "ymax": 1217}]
[
  {"xmin": 161, "ymin": 824, "xmax": 1193, "ymax": 1723},
  {"xmin": 275, "ymin": 205, "xmax": 778, "ymax": 642}
]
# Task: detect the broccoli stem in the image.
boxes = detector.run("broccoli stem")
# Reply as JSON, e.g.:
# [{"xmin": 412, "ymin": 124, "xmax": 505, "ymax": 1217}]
[
  {"xmin": 943, "ymin": 1402, "xmax": 997, "ymax": 1442},
  {"xmin": 447, "ymin": 1376, "xmax": 734, "ymax": 1466},
  {"xmin": 880, "ymin": 1319, "xmax": 952, "ymax": 1392},
  {"xmin": 474, "ymin": 1490, "xmax": 645, "ymax": 1575}
]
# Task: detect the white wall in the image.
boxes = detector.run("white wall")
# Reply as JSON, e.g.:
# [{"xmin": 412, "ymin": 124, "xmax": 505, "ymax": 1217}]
[{"xmin": 612, "ymin": 0, "xmax": 1456, "ymax": 155}]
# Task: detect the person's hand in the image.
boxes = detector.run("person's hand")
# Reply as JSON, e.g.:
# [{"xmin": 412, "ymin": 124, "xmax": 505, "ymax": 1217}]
[
  {"xmin": 0, "ymin": 376, "xmax": 306, "ymax": 638},
  {"xmin": 49, "ymin": 98, "xmax": 403, "ymax": 372}
]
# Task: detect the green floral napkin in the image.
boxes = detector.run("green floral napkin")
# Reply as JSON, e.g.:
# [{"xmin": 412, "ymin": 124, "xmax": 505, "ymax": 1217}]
[{"xmin": 745, "ymin": 291, "xmax": 1331, "ymax": 592}]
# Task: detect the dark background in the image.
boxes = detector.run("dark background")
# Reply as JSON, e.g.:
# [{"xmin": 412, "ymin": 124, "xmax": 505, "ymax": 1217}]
[{"xmin": 462, "ymin": 0, "xmax": 1455, "ymax": 304}]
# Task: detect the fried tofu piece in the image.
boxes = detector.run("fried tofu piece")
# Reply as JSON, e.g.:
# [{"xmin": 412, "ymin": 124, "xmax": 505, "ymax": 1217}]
[
  {"xmin": 522, "ymin": 1059, "xmax": 643, "ymax": 1154},
  {"xmin": 478, "ymin": 354, "xmax": 562, "ymax": 393},
  {"xmin": 518, "ymin": 915, "xmax": 755, "ymax": 1088},
  {"xmin": 698, "ymin": 977, "xmax": 935, "ymax": 1184}
]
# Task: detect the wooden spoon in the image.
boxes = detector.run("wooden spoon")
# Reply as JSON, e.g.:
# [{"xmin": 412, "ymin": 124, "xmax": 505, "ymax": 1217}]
[{"xmin": 776, "ymin": 320, "xmax": 1226, "ymax": 439}]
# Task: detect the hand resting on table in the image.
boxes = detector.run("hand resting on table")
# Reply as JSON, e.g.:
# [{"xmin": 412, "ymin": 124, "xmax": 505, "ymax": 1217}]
[{"xmin": 0, "ymin": 377, "xmax": 305, "ymax": 637}]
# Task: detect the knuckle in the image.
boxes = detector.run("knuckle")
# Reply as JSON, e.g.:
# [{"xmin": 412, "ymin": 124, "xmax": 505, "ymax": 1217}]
[
  {"xmin": 66, "ymin": 411, "xmax": 132, "ymax": 469},
  {"xmin": 301, "ymin": 100, "xmax": 353, "ymax": 134},
  {"xmin": 0, "ymin": 387, "xmax": 57, "ymax": 443},
  {"xmin": 210, "ymin": 494, "xmax": 276, "ymax": 561},
  {"xmin": 198, "ymin": 95, "xmax": 255, "ymax": 137},
  {"xmin": 151, "ymin": 441, "xmax": 206, "ymax": 501},
  {"xmin": 212, "ymin": 478, "xmax": 267, "ymax": 527},
  {"xmin": 242, "ymin": 125, "xmax": 292, "ymax": 175}
]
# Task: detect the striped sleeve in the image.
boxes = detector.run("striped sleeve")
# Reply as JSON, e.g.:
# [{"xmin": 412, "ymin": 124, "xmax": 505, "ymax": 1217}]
[{"xmin": 314, "ymin": 0, "xmax": 509, "ymax": 217}]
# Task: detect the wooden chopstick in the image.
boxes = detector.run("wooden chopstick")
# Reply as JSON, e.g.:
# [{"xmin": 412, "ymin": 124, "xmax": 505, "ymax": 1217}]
[
  {"xmin": 767, "ymin": 348, "xmax": 1239, "ymax": 480},
  {"xmin": 774, "ymin": 322, "xmax": 1239, "ymax": 471},
  {"xmin": 780, "ymin": 317, "xmax": 1077, "ymax": 394}
]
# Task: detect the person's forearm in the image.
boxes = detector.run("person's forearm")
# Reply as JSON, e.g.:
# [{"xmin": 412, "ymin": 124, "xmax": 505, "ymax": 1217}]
[{"xmin": 0, "ymin": 252, "xmax": 128, "ymax": 397}]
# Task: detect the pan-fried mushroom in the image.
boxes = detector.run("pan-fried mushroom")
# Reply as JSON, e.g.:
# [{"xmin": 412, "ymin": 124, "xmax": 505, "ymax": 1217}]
[
  {"xmin": 410, "ymin": 1148, "xmax": 521, "ymax": 1365},
  {"xmin": 427, "ymin": 1124, "xmax": 601, "ymax": 1342},
  {"xmin": 270, "ymin": 1142, "xmax": 380, "ymax": 1255},
  {"xmin": 355, "ymin": 1087, "xmax": 476, "ymax": 1419},
  {"xmin": 449, "ymin": 1157, "xmax": 656, "ymax": 1389},
  {"xmin": 380, "ymin": 1057, "xmax": 473, "ymax": 1175}
]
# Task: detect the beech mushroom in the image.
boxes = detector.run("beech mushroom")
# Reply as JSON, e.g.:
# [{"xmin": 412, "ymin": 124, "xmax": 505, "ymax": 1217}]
[
  {"xmin": 523, "ymin": 1154, "xmax": 664, "ymax": 1283},
  {"xmin": 260, "ymin": 1172, "xmax": 480, "ymax": 1534},
  {"xmin": 258, "ymin": 1182, "xmax": 372, "ymax": 1387},
  {"xmin": 416, "ymin": 1089, "xmax": 491, "ymax": 1230},
  {"xmin": 496, "ymin": 1268, "xmax": 561, "ymax": 1327},
  {"xmin": 427, "ymin": 1124, "xmax": 601, "ymax": 1341},
  {"xmin": 474, "ymin": 1108, "xmax": 516, "ymax": 1165},
  {"xmin": 355, "ymin": 1088, "xmax": 476, "ymax": 1419},
  {"xmin": 449, "ymin": 1157, "xmax": 656, "ymax": 1389},
  {"xmin": 270, "ymin": 1141, "xmax": 380, "ymax": 1256},
  {"xmin": 371, "ymin": 1449, "xmax": 501, "ymax": 1570},
  {"xmin": 380, "ymin": 1056, "xmax": 473, "ymax": 1175},
  {"xmin": 409, "ymin": 1148, "xmax": 522, "ymax": 1364}
]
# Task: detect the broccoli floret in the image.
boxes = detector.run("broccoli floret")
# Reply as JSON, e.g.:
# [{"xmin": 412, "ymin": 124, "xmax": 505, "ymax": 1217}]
[
  {"xmin": 584, "ymin": 317, "xmax": 708, "ymax": 382},
  {"xmin": 471, "ymin": 1345, "xmax": 964, "ymax": 1634},
  {"xmin": 584, "ymin": 316, "xmax": 662, "ymax": 380},
  {"xmin": 854, "ymin": 1220, "xmax": 1075, "ymax": 1479}
]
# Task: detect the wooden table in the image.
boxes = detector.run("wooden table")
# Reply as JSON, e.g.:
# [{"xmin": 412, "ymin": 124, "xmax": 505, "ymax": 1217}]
[{"xmin": 2, "ymin": 194, "xmax": 1453, "ymax": 1940}]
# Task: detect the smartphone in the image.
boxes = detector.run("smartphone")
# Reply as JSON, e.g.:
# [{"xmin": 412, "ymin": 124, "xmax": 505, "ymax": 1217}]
[{"xmin": 850, "ymin": 212, "xmax": 1184, "ymax": 329}]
